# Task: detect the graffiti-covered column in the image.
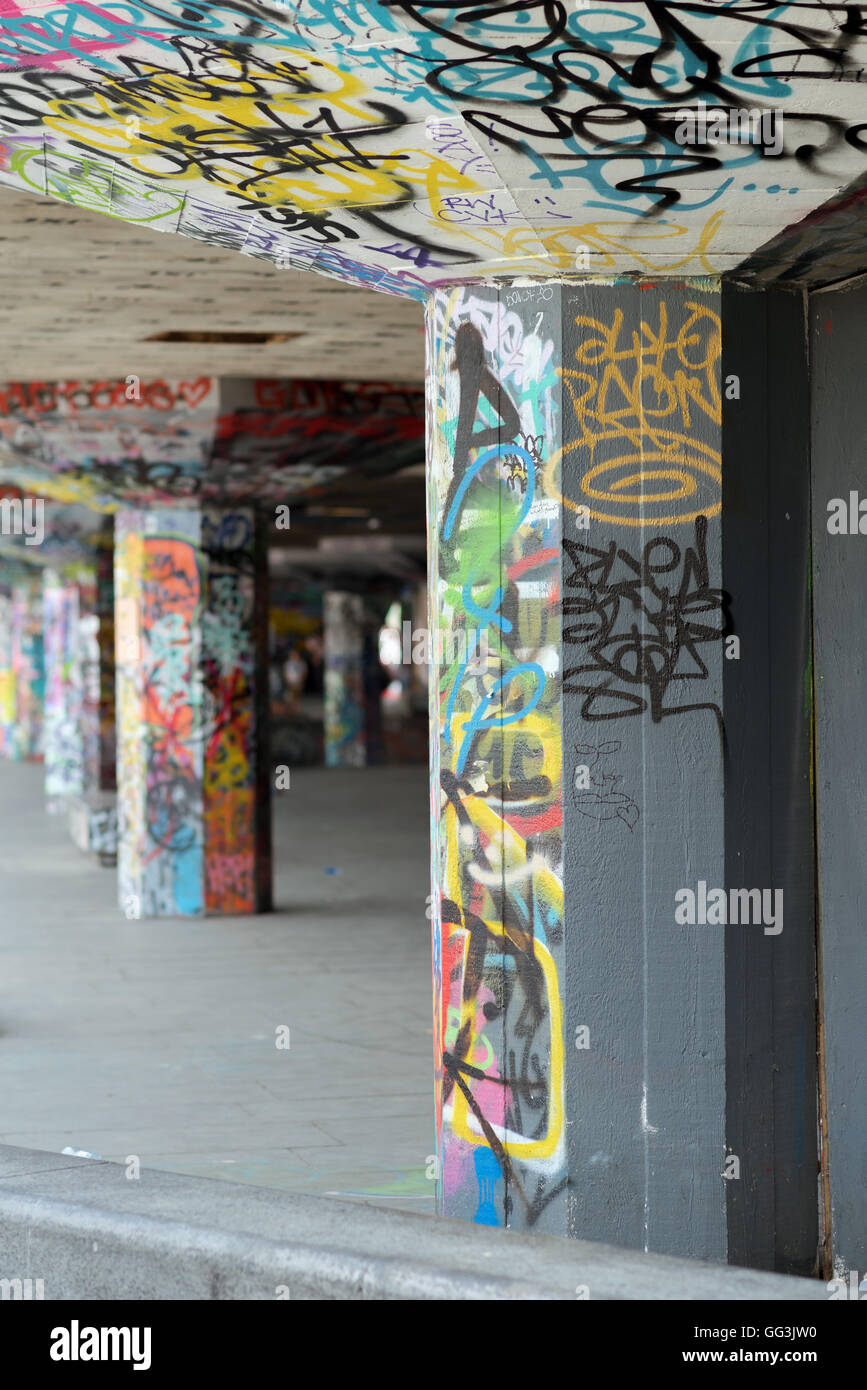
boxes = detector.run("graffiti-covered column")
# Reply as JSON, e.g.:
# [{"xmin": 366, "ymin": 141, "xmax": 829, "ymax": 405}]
[
  {"xmin": 323, "ymin": 591, "xmax": 367, "ymax": 768},
  {"xmin": 43, "ymin": 570, "xmax": 84, "ymax": 811},
  {"xmin": 427, "ymin": 285, "xmax": 567, "ymax": 1235},
  {"xmin": 79, "ymin": 539, "xmax": 116, "ymax": 796},
  {"xmin": 0, "ymin": 583, "xmax": 14, "ymax": 756},
  {"xmin": 69, "ymin": 539, "xmax": 118, "ymax": 862},
  {"xmin": 115, "ymin": 507, "xmax": 271, "ymax": 919},
  {"xmin": 10, "ymin": 579, "xmax": 44, "ymax": 761},
  {"xmin": 426, "ymin": 281, "xmax": 816, "ymax": 1270}
]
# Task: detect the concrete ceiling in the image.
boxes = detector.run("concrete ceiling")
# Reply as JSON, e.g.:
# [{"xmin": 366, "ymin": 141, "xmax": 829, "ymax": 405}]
[
  {"xmin": 1, "ymin": 1, "xmax": 866, "ymax": 293},
  {"xmin": 0, "ymin": 185, "xmax": 425, "ymax": 382}
]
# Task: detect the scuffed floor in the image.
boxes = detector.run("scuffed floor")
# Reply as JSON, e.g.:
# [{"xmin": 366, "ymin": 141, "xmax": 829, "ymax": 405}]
[{"xmin": 0, "ymin": 762, "xmax": 436, "ymax": 1216}]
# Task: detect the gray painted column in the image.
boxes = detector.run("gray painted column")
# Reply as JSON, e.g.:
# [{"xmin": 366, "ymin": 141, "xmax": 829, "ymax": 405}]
[
  {"xmin": 811, "ymin": 277, "xmax": 867, "ymax": 1281},
  {"xmin": 426, "ymin": 279, "xmax": 818, "ymax": 1269},
  {"xmin": 560, "ymin": 281, "xmax": 727, "ymax": 1261}
]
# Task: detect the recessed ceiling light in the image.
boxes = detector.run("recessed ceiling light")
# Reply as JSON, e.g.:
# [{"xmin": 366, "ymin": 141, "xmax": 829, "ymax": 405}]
[{"xmin": 142, "ymin": 331, "xmax": 302, "ymax": 344}]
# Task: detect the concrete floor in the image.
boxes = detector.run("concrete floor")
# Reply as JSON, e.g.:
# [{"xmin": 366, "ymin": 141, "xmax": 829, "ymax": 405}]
[{"xmin": 0, "ymin": 762, "xmax": 436, "ymax": 1215}]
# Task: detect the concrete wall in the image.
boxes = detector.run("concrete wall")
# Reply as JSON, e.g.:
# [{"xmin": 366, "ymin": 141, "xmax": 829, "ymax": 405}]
[{"xmin": 811, "ymin": 276, "xmax": 867, "ymax": 1278}]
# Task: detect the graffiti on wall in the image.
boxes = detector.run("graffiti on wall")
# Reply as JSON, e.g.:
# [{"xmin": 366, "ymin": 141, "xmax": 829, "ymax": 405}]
[
  {"xmin": 0, "ymin": 3, "xmax": 865, "ymax": 294},
  {"xmin": 428, "ymin": 284, "xmax": 565, "ymax": 1229},
  {"xmin": 560, "ymin": 292, "xmax": 728, "ymax": 746},
  {"xmin": 562, "ymin": 519, "xmax": 728, "ymax": 744}
]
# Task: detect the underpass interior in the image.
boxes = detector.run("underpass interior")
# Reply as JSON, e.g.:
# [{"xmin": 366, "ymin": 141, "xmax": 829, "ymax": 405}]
[
  {"xmin": 1, "ymin": 0, "xmax": 866, "ymax": 1291},
  {"xmin": 0, "ymin": 185, "xmax": 438, "ymax": 1216}
]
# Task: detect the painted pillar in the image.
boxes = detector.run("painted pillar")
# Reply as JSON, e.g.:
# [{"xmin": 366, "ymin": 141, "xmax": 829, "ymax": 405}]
[
  {"xmin": 323, "ymin": 591, "xmax": 366, "ymax": 768},
  {"xmin": 427, "ymin": 285, "xmax": 567, "ymax": 1237},
  {"xmin": 810, "ymin": 278, "xmax": 867, "ymax": 1281},
  {"xmin": 10, "ymin": 580, "xmax": 43, "ymax": 761},
  {"xmin": 79, "ymin": 540, "xmax": 116, "ymax": 795},
  {"xmin": 0, "ymin": 586, "xmax": 14, "ymax": 755},
  {"xmin": 426, "ymin": 281, "xmax": 816, "ymax": 1271},
  {"xmin": 115, "ymin": 507, "xmax": 271, "ymax": 919},
  {"xmin": 43, "ymin": 571, "xmax": 84, "ymax": 812}
]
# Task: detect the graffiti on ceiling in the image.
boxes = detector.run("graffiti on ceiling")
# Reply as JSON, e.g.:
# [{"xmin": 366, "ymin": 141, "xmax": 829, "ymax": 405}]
[{"xmin": 0, "ymin": 2, "xmax": 865, "ymax": 298}]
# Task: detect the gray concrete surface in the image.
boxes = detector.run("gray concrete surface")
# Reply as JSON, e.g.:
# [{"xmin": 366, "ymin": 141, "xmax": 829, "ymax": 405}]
[
  {"xmin": 0, "ymin": 762, "xmax": 435, "ymax": 1214},
  {"xmin": 0, "ymin": 1144, "xmax": 829, "ymax": 1301}
]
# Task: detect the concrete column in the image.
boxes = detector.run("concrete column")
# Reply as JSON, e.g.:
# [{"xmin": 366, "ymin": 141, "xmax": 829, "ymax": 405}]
[
  {"xmin": 426, "ymin": 280, "xmax": 816, "ymax": 1271},
  {"xmin": 43, "ymin": 571, "xmax": 84, "ymax": 812},
  {"xmin": 10, "ymin": 580, "xmax": 43, "ymax": 761},
  {"xmin": 115, "ymin": 507, "xmax": 271, "ymax": 919},
  {"xmin": 68, "ymin": 543, "xmax": 118, "ymax": 863},
  {"xmin": 323, "ymin": 591, "xmax": 366, "ymax": 768},
  {"xmin": 79, "ymin": 541, "xmax": 116, "ymax": 795}
]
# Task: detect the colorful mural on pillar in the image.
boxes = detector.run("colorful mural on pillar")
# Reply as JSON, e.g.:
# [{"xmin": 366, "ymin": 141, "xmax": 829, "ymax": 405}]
[
  {"xmin": 115, "ymin": 507, "xmax": 269, "ymax": 918},
  {"xmin": 0, "ymin": 588, "xmax": 13, "ymax": 753},
  {"xmin": 43, "ymin": 570, "xmax": 84, "ymax": 807},
  {"xmin": 323, "ymin": 590, "xmax": 366, "ymax": 769},
  {"xmin": 116, "ymin": 510, "xmax": 204, "ymax": 918},
  {"xmin": 10, "ymin": 579, "xmax": 43, "ymax": 760},
  {"xmin": 202, "ymin": 507, "xmax": 270, "ymax": 914},
  {"xmin": 79, "ymin": 542, "xmax": 116, "ymax": 794},
  {"xmin": 427, "ymin": 284, "xmax": 565, "ymax": 1231}
]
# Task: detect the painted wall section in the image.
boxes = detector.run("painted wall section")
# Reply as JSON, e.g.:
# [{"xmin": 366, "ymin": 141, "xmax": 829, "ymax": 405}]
[{"xmin": 427, "ymin": 284, "xmax": 566, "ymax": 1232}]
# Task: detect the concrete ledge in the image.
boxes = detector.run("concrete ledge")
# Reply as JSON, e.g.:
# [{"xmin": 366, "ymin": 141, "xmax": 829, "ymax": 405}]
[{"xmin": 0, "ymin": 1145, "xmax": 829, "ymax": 1301}]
